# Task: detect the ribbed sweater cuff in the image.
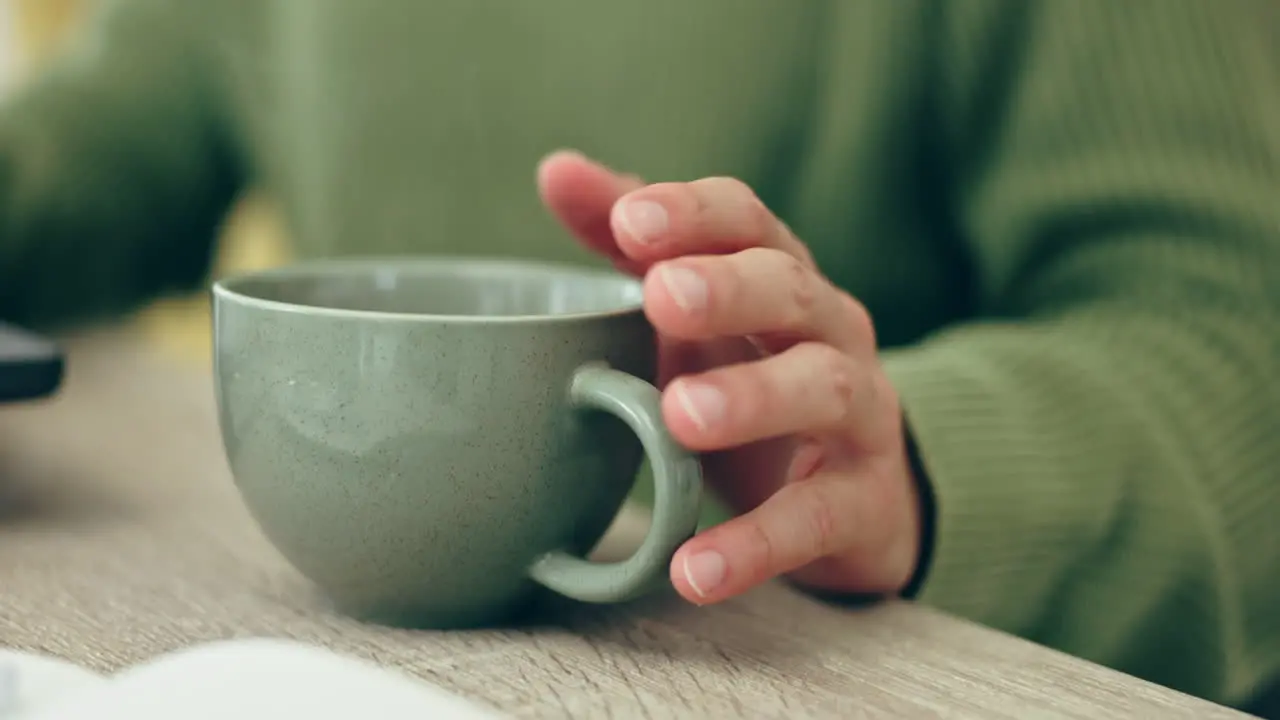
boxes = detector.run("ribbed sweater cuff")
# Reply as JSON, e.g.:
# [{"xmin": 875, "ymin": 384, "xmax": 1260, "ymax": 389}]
[{"xmin": 880, "ymin": 344, "xmax": 1112, "ymax": 631}]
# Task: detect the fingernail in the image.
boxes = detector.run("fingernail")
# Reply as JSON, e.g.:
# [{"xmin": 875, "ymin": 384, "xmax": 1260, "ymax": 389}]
[
  {"xmin": 618, "ymin": 200, "xmax": 668, "ymax": 244},
  {"xmin": 657, "ymin": 265, "xmax": 708, "ymax": 313},
  {"xmin": 683, "ymin": 550, "xmax": 727, "ymax": 599},
  {"xmin": 672, "ymin": 380, "xmax": 726, "ymax": 431}
]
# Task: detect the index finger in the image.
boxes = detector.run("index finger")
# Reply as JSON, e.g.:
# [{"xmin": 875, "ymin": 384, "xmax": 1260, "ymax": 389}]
[{"xmin": 536, "ymin": 150, "xmax": 645, "ymax": 273}]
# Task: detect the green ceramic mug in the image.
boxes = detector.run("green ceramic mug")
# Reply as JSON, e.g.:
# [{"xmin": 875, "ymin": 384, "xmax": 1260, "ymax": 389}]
[{"xmin": 212, "ymin": 257, "xmax": 703, "ymax": 628}]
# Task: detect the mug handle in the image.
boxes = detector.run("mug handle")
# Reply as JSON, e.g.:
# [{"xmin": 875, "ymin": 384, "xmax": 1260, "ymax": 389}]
[{"xmin": 526, "ymin": 362, "xmax": 703, "ymax": 603}]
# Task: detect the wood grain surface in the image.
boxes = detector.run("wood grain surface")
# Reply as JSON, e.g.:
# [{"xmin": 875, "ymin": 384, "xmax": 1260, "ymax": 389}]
[{"xmin": 0, "ymin": 330, "xmax": 1257, "ymax": 719}]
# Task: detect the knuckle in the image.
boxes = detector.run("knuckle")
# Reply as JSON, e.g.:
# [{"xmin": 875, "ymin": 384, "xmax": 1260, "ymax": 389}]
[
  {"xmin": 786, "ymin": 256, "xmax": 817, "ymax": 314},
  {"xmin": 686, "ymin": 180, "xmax": 716, "ymax": 215},
  {"xmin": 769, "ymin": 215, "xmax": 813, "ymax": 266},
  {"xmin": 759, "ymin": 250, "xmax": 817, "ymax": 330},
  {"xmin": 803, "ymin": 342, "xmax": 859, "ymax": 427},
  {"xmin": 690, "ymin": 176, "xmax": 748, "ymax": 213},
  {"xmin": 705, "ymin": 175, "xmax": 758, "ymax": 202},
  {"xmin": 783, "ymin": 222, "xmax": 818, "ymax": 268},
  {"xmin": 812, "ymin": 341, "xmax": 854, "ymax": 378},
  {"xmin": 642, "ymin": 181, "xmax": 695, "ymax": 216},
  {"xmin": 744, "ymin": 197, "xmax": 778, "ymax": 241},
  {"xmin": 840, "ymin": 292, "xmax": 876, "ymax": 346},
  {"xmin": 707, "ymin": 176, "xmax": 774, "ymax": 238}
]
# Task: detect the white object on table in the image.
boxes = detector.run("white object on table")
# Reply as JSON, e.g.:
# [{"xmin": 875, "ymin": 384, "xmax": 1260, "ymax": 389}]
[
  {"xmin": 3, "ymin": 639, "xmax": 505, "ymax": 720},
  {"xmin": 0, "ymin": 650, "xmax": 107, "ymax": 718}
]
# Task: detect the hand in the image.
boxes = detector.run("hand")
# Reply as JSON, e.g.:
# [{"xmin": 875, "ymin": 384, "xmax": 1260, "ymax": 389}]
[{"xmin": 537, "ymin": 150, "xmax": 924, "ymax": 605}]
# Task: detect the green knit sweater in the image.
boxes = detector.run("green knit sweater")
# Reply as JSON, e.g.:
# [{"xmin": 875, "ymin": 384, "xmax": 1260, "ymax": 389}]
[{"xmin": 1, "ymin": 0, "xmax": 1277, "ymax": 711}]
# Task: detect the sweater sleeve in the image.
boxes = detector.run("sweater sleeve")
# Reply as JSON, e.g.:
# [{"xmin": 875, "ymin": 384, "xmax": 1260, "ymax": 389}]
[
  {"xmin": 882, "ymin": 0, "xmax": 1280, "ymax": 707},
  {"xmin": 0, "ymin": 0, "xmax": 243, "ymax": 330}
]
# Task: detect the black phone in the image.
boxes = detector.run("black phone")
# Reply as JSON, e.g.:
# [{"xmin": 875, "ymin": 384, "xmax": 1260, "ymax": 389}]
[{"xmin": 0, "ymin": 322, "xmax": 65, "ymax": 403}]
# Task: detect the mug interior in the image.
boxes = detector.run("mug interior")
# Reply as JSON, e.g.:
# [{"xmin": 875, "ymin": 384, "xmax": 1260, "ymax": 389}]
[{"xmin": 215, "ymin": 257, "xmax": 644, "ymax": 320}]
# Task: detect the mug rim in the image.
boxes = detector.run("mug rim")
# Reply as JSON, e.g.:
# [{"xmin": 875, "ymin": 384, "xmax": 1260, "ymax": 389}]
[{"xmin": 211, "ymin": 256, "xmax": 645, "ymax": 325}]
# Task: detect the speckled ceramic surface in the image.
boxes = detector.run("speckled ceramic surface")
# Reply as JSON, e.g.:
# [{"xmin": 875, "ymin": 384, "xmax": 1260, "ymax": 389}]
[{"xmin": 211, "ymin": 258, "xmax": 702, "ymax": 629}]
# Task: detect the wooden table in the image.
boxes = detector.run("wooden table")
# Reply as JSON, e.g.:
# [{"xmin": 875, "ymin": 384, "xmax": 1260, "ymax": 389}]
[{"xmin": 0, "ymin": 330, "xmax": 1257, "ymax": 719}]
